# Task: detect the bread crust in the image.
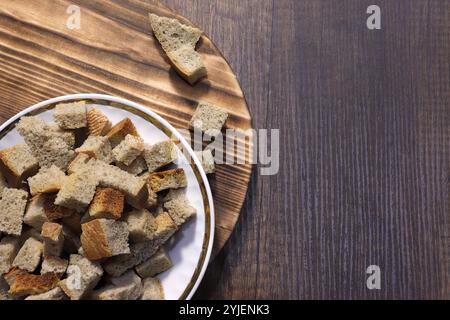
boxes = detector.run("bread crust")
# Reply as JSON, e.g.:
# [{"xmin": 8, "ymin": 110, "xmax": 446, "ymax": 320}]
[
  {"xmin": 81, "ymin": 219, "xmax": 111, "ymax": 260},
  {"xmin": 9, "ymin": 272, "xmax": 59, "ymax": 297}
]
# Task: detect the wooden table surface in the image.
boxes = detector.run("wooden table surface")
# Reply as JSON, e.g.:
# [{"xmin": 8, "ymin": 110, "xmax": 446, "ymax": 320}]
[
  {"xmin": 1, "ymin": 0, "xmax": 449, "ymax": 300},
  {"xmin": 180, "ymin": 0, "xmax": 449, "ymax": 299}
]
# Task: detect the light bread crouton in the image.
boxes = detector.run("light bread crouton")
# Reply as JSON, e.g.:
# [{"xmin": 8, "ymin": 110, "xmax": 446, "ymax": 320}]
[
  {"xmin": 125, "ymin": 209, "xmax": 157, "ymax": 242},
  {"xmin": 23, "ymin": 194, "xmax": 48, "ymax": 231},
  {"xmin": 149, "ymin": 168, "xmax": 187, "ymax": 192},
  {"xmin": 0, "ymin": 237, "xmax": 20, "ymax": 275},
  {"xmin": 86, "ymin": 108, "xmax": 112, "ymax": 136},
  {"xmin": 163, "ymin": 190, "xmax": 197, "ymax": 227},
  {"xmin": 16, "ymin": 116, "xmax": 76, "ymax": 170},
  {"xmin": 41, "ymin": 222, "xmax": 64, "ymax": 257},
  {"xmin": 190, "ymin": 102, "xmax": 228, "ymax": 136},
  {"xmin": 112, "ymin": 134, "xmax": 144, "ymax": 166},
  {"xmin": 76, "ymin": 135, "xmax": 113, "ymax": 163},
  {"xmin": 106, "ymin": 118, "xmax": 139, "ymax": 148},
  {"xmin": 92, "ymin": 270, "xmax": 142, "ymax": 300},
  {"xmin": 28, "ymin": 165, "xmax": 66, "ymax": 196},
  {"xmin": 12, "ymin": 237, "xmax": 43, "ymax": 272},
  {"xmin": 195, "ymin": 149, "xmax": 215, "ymax": 174},
  {"xmin": 25, "ymin": 286, "xmax": 67, "ymax": 300},
  {"xmin": 67, "ymin": 153, "xmax": 91, "ymax": 175},
  {"xmin": 53, "ymin": 101, "xmax": 87, "ymax": 129},
  {"xmin": 41, "ymin": 256, "xmax": 68, "ymax": 277},
  {"xmin": 88, "ymin": 187, "xmax": 124, "ymax": 220},
  {"xmin": 142, "ymin": 140, "xmax": 177, "ymax": 173},
  {"xmin": 141, "ymin": 277, "xmax": 164, "ymax": 300},
  {"xmin": 0, "ymin": 188, "xmax": 29, "ymax": 236},
  {"xmin": 0, "ymin": 144, "xmax": 39, "ymax": 187},
  {"xmin": 49, "ymin": 124, "xmax": 76, "ymax": 148},
  {"xmin": 149, "ymin": 13, "xmax": 206, "ymax": 85},
  {"xmin": 135, "ymin": 248, "xmax": 172, "ymax": 278},
  {"xmin": 58, "ymin": 254, "xmax": 103, "ymax": 300},
  {"xmin": 81, "ymin": 219, "xmax": 130, "ymax": 260}
]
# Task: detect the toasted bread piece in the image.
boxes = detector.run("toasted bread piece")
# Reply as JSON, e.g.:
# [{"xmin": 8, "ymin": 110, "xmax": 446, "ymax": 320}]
[
  {"xmin": 28, "ymin": 165, "xmax": 66, "ymax": 196},
  {"xmin": 25, "ymin": 286, "xmax": 67, "ymax": 300},
  {"xmin": 113, "ymin": 134, "xmax": 144, "ymax": 166},
  {"xmin": 0, "ymin": 237, "xmax": 20, "ymax": 275},
  {"xmin": 3, "ymin": 267, "xmax": 27, "ymax": 287},
  {"xmin": 149, "ymin": 13, "xmax": 206, "ymax": 85},
  {"xmin": 106, "ymin": 118, "xmax": 139, "ymax": 148},
  {"xmin": 0, "ymin": 188, "xmax": 29, "ymax": 236},
  {"xmin": 81, "ymin": 219, "xmax": 130, "ymax": 260},
  {"xmin": 23, "ymin": 194, "xmax": 48, "ymax": 231},
  {"xmin": 104, "ymin": 213, "xmax": 177, "ymax": 276},
  {"xmin": 149, "ymin": 168, "xmax": 187, "ymax": 192},
  {"xmin": 76, "ymin": 136, "xmax": 113, "ymax": 163},
  {"xmin": 163, "ymin": 190, "xmax": 196, "ymax": 227},
  {"xmin": 58, "ymin": 254, "xmax": 103, "ymax": 300},
  {"xmin": 16, "ymin": 116, "xmax": 76, "ymax": 170},
  {"xmin": 53, "ymin": 101, "xmax": 87, "ymax": 129},
  {"xmin": 135, "ymin": 248, "xmax": 172, "ymax": 278},
  {"xmin": 142, "ymin": 141, "xmax": 177, "ymax": 173},
  {"xmin": 92, "ymin": 270, "xmax": 142, "ymax": 300},
  {"xmin": 195, "ymin": 149, "xmax": 215, "ymax": 174},
  {"xmin": 141, "ymin": 277, "xmax": 164, "ymax": 300},
  {"xmin": 41, "ymin": 256, "xmax": 68, "ymax": 277},
  {"xmin": 41, "ymin": 222, "xmax": 64, "ymax": 257},
  {"xmin": 86, "ymin": 108, "xmax": 112, "ymax": 136},
  {"xmin": 55, "ymin": 167, "xmax": 99, "ymax": 212},
  {"xmin": 190, "ymin": 102, "xmax": 228, "ymax": 136},
  {"xmin": 12, "ymin": 237, "xmax": 43, "ymax": 273},
  {"xmin": 0, "ymin": 144, "xmax": 39, "ymax": 187},
  {"xmin": 9, "ymin": 272, "xmax": 59, "ymax": 297},
  {"xmin": 125, "ymin": 209, "xmax": 157, "ymax": 242},
  {"xmin": 88, "ymin": 187, "xmax": 124, "ymax": 220},
  {"xmin": 44, "ymin": 194, "xmax": 77, "ymax": 221},
  {"xmin": 116, "ymin": 156, "xmax": 147, "ymax": 175}
]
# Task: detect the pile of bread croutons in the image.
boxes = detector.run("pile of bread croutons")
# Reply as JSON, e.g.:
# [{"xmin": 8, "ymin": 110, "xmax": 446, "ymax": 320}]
[{"xmin": 0, "ymin": 99, "xmax": 222, "ymax": 300}]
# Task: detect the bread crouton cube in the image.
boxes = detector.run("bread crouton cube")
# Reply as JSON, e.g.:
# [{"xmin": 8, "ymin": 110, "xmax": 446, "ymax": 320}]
[
  {"xmin": 41, "ymin": 256, "xmax": 68, "ymax": 277},
  {"xmin": 142, "ymin": 141, "xmax": 177, "ymax": 173},
  {"xmin": 55, "ymin": 169, "xmax": 98, "ymax": 212},
  {"xmin": 190, "ymin": 102, "xmax": 228, "ymax": 136},
  {"xmin": 25, "ymin": 286, "xmax": 67, "ymax": 300},
  {"xmin": 76, "ymin": 136, "xmax": 113, "ymax": 163},
  {"xmin": 146, "ymin": 181, "xmax": 158, "ymax": 208},
  {"xmin": 41, "ymin": 222, "xmax": 64, "ymax": 257},
  {"xmin": 3, "ymin": 267, "xmax": 27, "ymax": 287},
  {"xmin": 163, "ymin": 190, "xmax": 197, "ymax": 227},
  {"xmin": 53, "ymin": 101, "xmax": 87, "ymax": 129},
  {"xmin": 81, "ymin": 219, "xmax": 130, "ymax": 260},
  {"xmin": 23, "ymin": 194, "xmax": 48, "ymax": 231},
  {"xmin": 152, "ymin": 212, "xmax": 178, "ymax": 247},
  {"xmin": 28, "ymin": 165, "xmax": 66, "ymax": 196},
  {"xmin": 59, "ymin": 254, "xmax": 103, "ymax": 300},
  {"xmin": 88, "ymin": 187, "xmax": 124, "ymax": 220},
  {"xmin": 135, "ymin": 248, "xmax": 172, "ymax": 278},
  {"xmin": 12, "ymin": 237, "xmax": 43, "ymax": 272},
  {"xmin": 49, "ymin": 124, "xmax": 76, "ymax": 148},
  {"xmin": 0, "ymin": 144, "xmax": 39, "ymax": 187},
  {"xmin": 112, "ymin": 134, "xmax": 144, "ymax": 166},
  {"xmin": 141, "ymin": 277, "xmax": 164, "ymax": 300},
  {"xmin": 195, "ymin": 149, "xmax": 215, "ymax": 174},
  {"xmin": 0, "ymin": 188, "xmax": 29, "ymax": 236},
  {"xmin": 92, "ymin": 270, "xmax": 142, "ymax": 300},
  {"xmin": 0, "ymin": 237, "xmax": 20, "ymax": 275},
  {"xmin": 106, "ymin": 118, "xmax": 139, "ymax": 148},
  {"xmin": 125, "ymin": 209, "xmax": 157, "ymax": 242},
  {"xmin": 149, "ymin": 168, "xmax": 187, "ymax": 192},
  {"xmin": 86, "ymin": 108, "xmax": 112, "ymax": 136},
  {"xmin": 9, "ymin": 272, "xmax": 59, "ymax": 297},
  {"xmin": 116, "ymin": 156, "xmax": 147, "ymax": 175}
]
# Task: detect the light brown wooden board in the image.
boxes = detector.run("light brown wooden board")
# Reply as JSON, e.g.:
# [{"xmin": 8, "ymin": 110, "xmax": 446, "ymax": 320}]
[{"xmin": 0, "ymin": 0, "xmax": 253, "ymax": 257}]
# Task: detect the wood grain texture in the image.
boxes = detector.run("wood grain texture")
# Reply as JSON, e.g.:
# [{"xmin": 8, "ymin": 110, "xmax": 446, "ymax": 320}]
[
  {"xmin": 170, "ymin": 0, "xmax": 448, "ymax": 299},
  {"xmin": 1, "ymin": 0, "xmax": 449, "ymax": 300},
  {"xmin": 0, "ymin": 0, "xmax": 253, "ymax": 257}
]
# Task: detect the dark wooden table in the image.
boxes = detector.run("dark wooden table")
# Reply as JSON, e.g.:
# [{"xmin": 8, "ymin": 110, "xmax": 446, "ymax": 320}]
[{"xmin": 172, "ymin": 0, "xmax": 449, "ymax": 299}]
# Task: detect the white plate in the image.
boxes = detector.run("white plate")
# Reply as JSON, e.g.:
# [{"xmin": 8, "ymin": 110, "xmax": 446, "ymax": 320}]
[{"xmin": 0, "ymin": 94, "xmax": 214, "ymax": 300}]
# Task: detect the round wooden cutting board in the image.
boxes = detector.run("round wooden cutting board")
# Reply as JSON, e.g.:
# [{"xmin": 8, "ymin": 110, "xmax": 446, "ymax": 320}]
[{"xmin": 0, "ymin": 0, "xmax": 253, "ymax": 257}]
